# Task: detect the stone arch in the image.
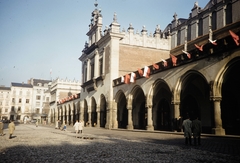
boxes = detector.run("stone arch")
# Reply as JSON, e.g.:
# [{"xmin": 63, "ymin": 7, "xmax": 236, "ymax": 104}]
[
  {"xmin": 152, "ymin": 79, "xmax": 172, "ymax": 131},
  {"xmin": 215, "ymin": 57, "xmax": 240, "ymax": 135},
  {"xmin": 114, "ymin": 90, "xmax": 128, "ymax": 129},
  {"xmin": 83, "ymin": 99, "xmax": 88, "ymax": 126},
  {"xmin": 176, "ymin": 70, "xmax": 212, "ymax": 133},
  {"xmin": 131, "ymin": 85, "xmax": 146, "ymax": 129},
  {"xmin": 75, "ymin": 101, "xmax": 80, "ymax": 122},
  {"xmin": 91, "ymin": 97, "xmax": 97, "ymax": 127},
  {"xmin": 98, "ymin": 94, "xmax": 107, "ymax": 127}
]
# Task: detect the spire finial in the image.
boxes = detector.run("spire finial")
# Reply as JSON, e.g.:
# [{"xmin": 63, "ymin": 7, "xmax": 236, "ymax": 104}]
[
  {"xmin": 94, "ymin": 0, "xmax": 98, "ymax": 8},
  {"xmin": 113, "ymin": 12, "xmax": 117, "ymax": 23}
]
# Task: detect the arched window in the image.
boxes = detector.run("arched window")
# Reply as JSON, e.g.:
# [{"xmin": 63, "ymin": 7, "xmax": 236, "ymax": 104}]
[
  {"xmin": 84, "ymin": 62, "xmax": 87, "ymax": 82},
  {"xmin": 198, "ymin": 18, "xmax": 203, "ymax": 36},
  {"xmin": 90, "ymin": 59, "xmax": 95, "ymax": 79},
  {"xmin": 212, "ymin": 11, "xmax": 217, "ymax": 30},
  {"xmin": 226, "ymin": 3, "xmax": 232, "ymax": 25},
  {"xmin": 177, "ymin": 29, "xmax": 181, "ymax": 45},
  {"xmin": 187, "ymin": 24, "xmax": 191, "ymax": 41}
]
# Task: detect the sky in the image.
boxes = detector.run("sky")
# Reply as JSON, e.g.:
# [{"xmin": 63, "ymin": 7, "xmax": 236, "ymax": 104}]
[{"xmin": 0, "ymin": 0, "xmax": 209, "ymax": 87}]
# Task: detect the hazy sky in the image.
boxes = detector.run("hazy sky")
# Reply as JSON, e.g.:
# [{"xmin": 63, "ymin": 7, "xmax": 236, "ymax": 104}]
[{"xmin": 0, "ymin": 0, "xmax": 209, "ymax": 87}]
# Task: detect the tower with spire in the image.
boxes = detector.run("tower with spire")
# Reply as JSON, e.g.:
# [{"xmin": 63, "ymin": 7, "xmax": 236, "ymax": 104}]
[{"xmin": 87, "ymin": 0, "xmax": 102, "ymax": 46}]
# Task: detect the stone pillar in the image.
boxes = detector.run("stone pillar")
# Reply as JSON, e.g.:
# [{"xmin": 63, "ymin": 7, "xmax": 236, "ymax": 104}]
[
  {"xmin": 70, "ymin": 103, "xmax": 74, "ymax": 125},
  {"xmin": 80, "ymin": 102, "xmax": 84, "ymax": 122},
  {"xmin": 97, "ymin": 106, "xmax": 100, "ymax": 128},
  {"xmin": 112, "ymin": 101, "xmax": 118, "ymax": 129},
  {"xmin": 105, "ymin": 100, "xmax": 113, "ymax": 129},
  {"xmin": 146, "ymin": 105, "xmax": 154, "ymax": 131},
  {"xmin": 127, "ymin": 107, "xmax": 133, "ymax": 130},
  {"xmin": 55, "ymin": 107, "xmax": 59, "ymax": 121},
  {"xmin": 66, "ymin": 105, "xmax": 69, "ymax": 125},
  {"xmin": 88, "ymin": 111, "xmax": 92, "ymax": 127},
  {"xmin": 212, "ymin": 96, "xmax": 225, "ymax": 135},
  {"xmin": 173, "ymin": 101, "xmax": 181, "ymax": 132},
  {"xmin": 62, "ymin": 106, "xmax": 65, "ymax": 124}
]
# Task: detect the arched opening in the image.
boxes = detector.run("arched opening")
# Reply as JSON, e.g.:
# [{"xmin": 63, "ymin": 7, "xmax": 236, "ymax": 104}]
[
  {"xmin": 152, "ymin": 80, "xmax": 172, "ymax": 131},
  {"xmin": 91, "ymin": 97, "xmax": 97, "ymax": 127},
  {"xmin": 180, "ymin": 71, "xmax": 212, "ymax": 133},
  {"xmin": 132, "ymin": 87, "xmax": 146, "ymax": 130},
  {"xmin": 100, "ymin": 95, "xmax": 107, "ymax": 127},
  {"xmin": 116, "ymin": 91, "xmax": 128, "ymax": 129},
  {"xmin": 221, "ymin": 58, "xmax": 240, "ymax": 135},
  {"xmin": 83, "ymin": 100, "xmax": 88, "ymax": 126}
]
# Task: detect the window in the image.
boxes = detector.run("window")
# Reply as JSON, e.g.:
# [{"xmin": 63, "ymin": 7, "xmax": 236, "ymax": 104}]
[
  {"xmin": 12, "ymin": 98, "xmax": 15, "ymax": 103},
  {"xmin": 11, "ymin": 106, "xmax": 14, "ymax": 112},
  {"xmin": 26, "ymin": 99, "xmax": 29, "ymax": 103},
  {"xmin": 187, "ymin": 24, "xmax": 191, "ymax": 41},
  {"xmin": 5, "ymin": 109, "xmax": 8, "ymax": 112},
  {"xmin": 226, "ymin": 3, "xmax": 232, "ymax": 25},
  {"xmin": 36, "ymin": 95, "xmax": 41, "ymax": 100},
  {"xmin": 198, "ymin": 18, "xmax": 203, "ymax": 36},
  {"xmin": 46, "ymin": 97, "xmax": 49, "ymax": 102},
  {"xmin": 84, "ymin": 66, "xmax": 87, "ymax": 82},
  {"xmin": 211, "ymin": 11, "xmax": 217, "ymax": 30},
  {"xmin": 17, "ymin": 115, "xmax": 21, "ymax": 120},
  {"xmin": 36, "ymin": 108, "xmax": 40, "ymax": 114},
  {"xmin": 90, "ymin": 60, "xmax": 95, "ymax": 79},
  {"xmin": 19, "ymin": 98, "xmax": 22, "ymax": 103},
  {"xmin": 177, "ymin": 29, "xmax": 181, "ymax": 45},
  {"xmin": 99, "ymin": 58, "xmax": 103, "ymax": 76}
]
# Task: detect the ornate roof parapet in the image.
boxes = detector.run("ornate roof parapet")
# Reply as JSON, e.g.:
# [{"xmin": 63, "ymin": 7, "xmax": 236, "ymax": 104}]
[
  {"xmin": 51, "ymin": 77, "xmax": 81, "ymax": 86},
  {"xmin": 120, "ymin": 24, "xmax": 170, "ymax": 50},
  {"xmin": 154, "ymin": 25, "xmax": 161, "ymax": 37}
]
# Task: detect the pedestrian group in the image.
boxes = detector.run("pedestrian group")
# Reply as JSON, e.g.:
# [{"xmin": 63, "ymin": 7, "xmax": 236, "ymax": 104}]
[{"xmin": 182, "ymin": 114, "xmax": 202, "ymax": 146}]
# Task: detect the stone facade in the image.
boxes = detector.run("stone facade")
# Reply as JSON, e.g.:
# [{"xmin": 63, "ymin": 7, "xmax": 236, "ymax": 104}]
[{"xmin": 55, "ymin": 0, "xmax": 240, "ymax": 136}]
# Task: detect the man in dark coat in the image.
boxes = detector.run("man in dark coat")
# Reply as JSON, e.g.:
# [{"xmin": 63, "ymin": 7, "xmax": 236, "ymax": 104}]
[{"xmin": 192, "ymin": 117, "xmax": 202, "ymax": 145}]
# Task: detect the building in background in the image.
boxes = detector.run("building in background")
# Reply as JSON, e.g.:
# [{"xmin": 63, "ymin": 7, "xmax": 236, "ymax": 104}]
[
  {"xmin": 0, "ymin": 78, "xmax": 81, "ymax": 124},
  {"xmin": 0, "ymin": 86, "xmax": 11, "ymax": 121},
  {"xmin": 10, "ymin": 82, "xmax": 33, "ymax": 122},
  {"xmin": 49, "ymin": 78, "xmax": 81, "ymax": 125},
  {"xmin": 28, "ymin": 78, "xmax": 52, "ymax": 123}
]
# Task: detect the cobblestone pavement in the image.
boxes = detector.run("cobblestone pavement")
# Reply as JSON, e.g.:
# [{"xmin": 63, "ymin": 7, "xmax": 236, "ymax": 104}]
[{"xmin": 0, "ymin": 123, "xmax": 240, "ymax": 163}]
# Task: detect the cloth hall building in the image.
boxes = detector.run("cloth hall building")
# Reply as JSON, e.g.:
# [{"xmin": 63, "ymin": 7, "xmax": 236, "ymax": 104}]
[{"xmin": 54, "ymin": 0, "xmax": 240, "ymax": 136}]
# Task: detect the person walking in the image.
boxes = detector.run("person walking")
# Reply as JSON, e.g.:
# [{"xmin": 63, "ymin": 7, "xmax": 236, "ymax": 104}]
[
  {"xmin": 62, "ymin": 122, "xmax": 67, "ymax": 131},
  {"xmin": 8, "ymin": 120, "xmax": 15, "ymax": 139},
  {"xmin": 0, "ymin": 120, "xmax": 4, "ymax": 136},
  {"xmin": 55, "ymin": 120, "xmax": 58, "ymax": 129},
  {"xmin": 182, "ymin": 115, "xmax": 192, "ymax": 145},
  {"xmin": 192, "ymin": 117, "xmax": 202, "ymax": 145},
  {"xmin": 58, "ymin": 120, "xmax": 61, "ymax": 129},
  {"xmin": 35, "ymin": 120, "xmax": 38, "ymax": 127},
  {"xmin": 79, "ymin": 120, "xmax": 84, "ymax": 136},
  {"xmin": 73, "ymin": 120, "xmax": 80, "ymax": 138}
]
